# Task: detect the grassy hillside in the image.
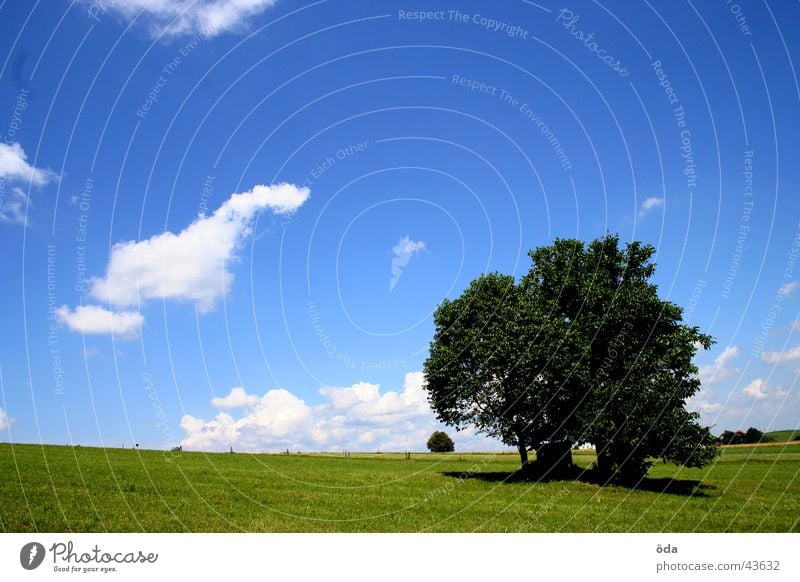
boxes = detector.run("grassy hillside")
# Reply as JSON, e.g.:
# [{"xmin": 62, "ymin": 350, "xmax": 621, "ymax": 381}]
[
  {"xmin": 765, "ymin": 430, "xmax": 800, "ymax": 442},
  {"xmin": 1, "ymin": 443, "xmax": 797, "ymax": 532}
]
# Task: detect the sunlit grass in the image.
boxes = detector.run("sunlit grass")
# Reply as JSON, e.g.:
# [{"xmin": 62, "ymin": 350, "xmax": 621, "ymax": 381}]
[{"xmin": 1, "ymin": 443, "xmax": 797, "ymax": 532}]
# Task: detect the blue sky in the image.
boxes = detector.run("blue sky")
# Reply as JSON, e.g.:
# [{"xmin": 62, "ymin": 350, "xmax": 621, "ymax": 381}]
[{"xmin": 0, "ymin": 0, "xmax": 798, "ymax": 452}]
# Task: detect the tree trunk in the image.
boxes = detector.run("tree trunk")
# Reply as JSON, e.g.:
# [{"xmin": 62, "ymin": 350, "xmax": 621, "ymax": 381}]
[
  {"xmin": 538, "ymin": 441, "xmax": 574, "ymax": 476},
  {"xmin": 595, "ymin": 439, "xmax": 612, "ymax": 480},
  {"xmin": 517, "ymin": 441, "xmax": 529, "ymax": 468}
]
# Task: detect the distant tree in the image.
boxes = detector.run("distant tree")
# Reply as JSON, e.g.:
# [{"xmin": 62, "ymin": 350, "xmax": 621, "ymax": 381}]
[
  {"xmin": 426, "ymin": 431, "xmax": 455, "ymax": 453},
  {"xmin": 720, "ymin": 428, "xmax": 773, "ymax": 445},
  {"xmin": 744, "ymin": 427, "xmax": 771, "ymax": 444}
]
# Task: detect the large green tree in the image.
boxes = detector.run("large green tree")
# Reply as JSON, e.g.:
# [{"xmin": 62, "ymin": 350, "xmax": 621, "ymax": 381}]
[
  {"xmin": 423, "ymin": 235, "xmax": 719, "ymax": 482},
  {"xmin": 524, "ymin": 236, "xmax": 718, "ymax": 481},
  {"xmin": 423, "ymin": 273, "xmax": 584, "ymax": 468}
]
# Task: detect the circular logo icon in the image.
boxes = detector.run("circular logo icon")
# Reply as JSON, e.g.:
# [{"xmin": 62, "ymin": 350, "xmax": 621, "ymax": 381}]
[{"xmin": 20, "ymin": 542, "xmax": 45, "ymax": 570}]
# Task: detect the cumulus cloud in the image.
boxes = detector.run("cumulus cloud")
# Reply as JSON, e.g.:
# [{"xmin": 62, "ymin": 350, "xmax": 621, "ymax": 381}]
[
  {"xmin": 698, "ymin": 345, "xmax": 740, "ymax": 385},
  {"xmin": 0, "ymin": 407, "xmax": 15, "ymax": 430},
  {"xmin": 778, "ymin": 280, "xmax": 800, "ymax": 297},
  {"xmin": 390, "ymin": 235, "xmax": 426, "ymax": 291},
  {"xmin": 88, "ymin": 183, "xmax": 309, "ymax": 313},
  {"xmin": 318, "ymin": 374, "xmax": 429, "ymax": 426},
  {"xmin": 92, "ymin": 0, "xmax": 280, "ymax": 38},
  {"xmin": 56, "ymin": 183, "xmax": 308, "ymax": 340},
  {"xmin": 211, "ymin": 387, "xmax": 260, "ymax": 409},
  {"xmin": 0, "ymin": 187, "xmax": 30, "ymax": 226},
  {"xmin": 180, "ymin": 372, "xmax": 483, "ymax": 453},
  {"xmin": 638, "ymin": 196, "xmax": 664, "ymax": 218},
  {"xmin": 181, "ymin": 388, "xmax": 313, "ymax": 451},
  {"xmin": 761, "ymin": 345, "xmax": 800, "ymax": 365},
  {"xmin": 743, "ymin": 378, "xmax": 767, "ymax": 400},
  {"xmin": 0, "ymin": 142, "xmax": 56, "ymax": 186},
  {"xmin": 54, "ymin": 305, "xmax": 144, "ymax": 339}
]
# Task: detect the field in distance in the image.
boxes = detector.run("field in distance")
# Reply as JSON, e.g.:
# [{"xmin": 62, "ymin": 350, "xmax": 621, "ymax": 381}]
[
  {"xmin": 765, "ymin": 430, "xmax": 800, "ymax": 442},
  {"xmin": 1, "ymin": 442, "xmax": 797, "ymax": 532}
]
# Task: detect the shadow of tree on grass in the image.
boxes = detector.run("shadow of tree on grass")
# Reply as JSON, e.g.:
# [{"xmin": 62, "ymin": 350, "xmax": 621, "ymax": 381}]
[{"xmin": 442, "ymin": 464, "xmax": 715, "ymax": 497}]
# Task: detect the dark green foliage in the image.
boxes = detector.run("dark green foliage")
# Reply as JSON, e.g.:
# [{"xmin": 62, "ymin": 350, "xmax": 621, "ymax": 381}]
[
  {"xmin": 745, "ymin": 427, "xmax": 770, "ymax": 444},
  {"xmin": 424, "ymin": 235, "xmax": 720, "ymax": 483},
  {"xmin": 426, "ymin": 431, "xmax": 455, "ymax": 453},
  {"xmin": 423, "ymin": 273, "xmax": 584, "ymax": 467},
  {"xmin": 720, "ymin": 430, "xmax": 741, "ymax": 445},
  {"xmin": 522, "ymin": 235, "xmax": 719, "ymax": 482},
  {"xmin": 720, "ymin": 427, "xmax": 773, "ymax": 445}
]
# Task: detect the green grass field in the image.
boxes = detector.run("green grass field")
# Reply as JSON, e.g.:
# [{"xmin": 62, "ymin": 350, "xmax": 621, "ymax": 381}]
[
  {"xmin": 765, "ymin": 430, "xmax": 800, "ymax": 442},
  {"xmin": 1, "ymin": 442, "xmax": 798, "ymax": 532}
]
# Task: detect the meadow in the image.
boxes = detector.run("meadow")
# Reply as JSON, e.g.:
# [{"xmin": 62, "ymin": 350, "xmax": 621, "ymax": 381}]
[
  {"xmin": 765, "ymin": 430, "xmax": 800, "ymax": 442},
  {"xmin": 0, "ymin": 442, "xmax": 797, "ymax": 532}
]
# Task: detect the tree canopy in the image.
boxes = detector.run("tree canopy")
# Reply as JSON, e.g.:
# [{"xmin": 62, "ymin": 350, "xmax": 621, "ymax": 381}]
[
  {"xmin": 423, "ymin": 235, "xmax": 719, "ymax": 482},
  {"xmin": 426, "ymin": 431, "xmax": 455, "ymax": 453}
]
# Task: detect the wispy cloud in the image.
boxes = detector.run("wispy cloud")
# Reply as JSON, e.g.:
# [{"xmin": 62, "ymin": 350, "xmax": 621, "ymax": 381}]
[
  {"xmin": 638, "ymin": 196, "xmax": 664, "ymax": 219},
  {"xmin": 0, "ymin": 187, "xmax": 30, "ymax": 226},
  {"xmin": 686, "ymin": 387, "xmax": 723, "ymax": 414},
  {"xmin": 0, "ymin": 142, "xmax": 56, "ymax": 186},
  {"xmin": 390, "ymin": 235, "xmax": 425, "ymax": 291},
  {"xmin": 0, "ymin": 407, "xmax": 15, "ymax": 430},
  {"xmin": 81, "ymin": 346, "xmax": 100, "ymax": 359},
  {"xmin": 761, "ymin": 344, "xmax": 800, "ymax": 365},
  {"xmin": 698, "ymin": 345, "xmax": 740, "ymax": 385},
  {"xmin": 91, "ymin": 0, "xmax": 281, "ymax": 38},
  {"xmin": 778, "ymin": 280, "xmax": 799, "ymax": 297}
]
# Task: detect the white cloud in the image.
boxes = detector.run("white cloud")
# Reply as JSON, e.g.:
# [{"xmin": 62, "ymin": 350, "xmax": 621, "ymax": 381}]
[
  {"xmin": 686, "ymin": 387, "xmax": 723, "ymax": 414},
  {"xmin": 743, "ymin": 378, "xmax": 767, "ymax": 400},
  {"xmin": 390, "ymin": 235, "xmax": 426, "ymax": 291},
  {"xmin": 180, "ymin": 372, "xmax": 499, "ymax": 453},
  {"xmin": 315, "ymin": 372, "xmax": 430, "ymax": 430},
  {"xmin": 638, "ymin": 196, "xmax": 664, "ymax": 218},
  {"xmin": 181, "ymin": 388, "xmax": 312, "ymax": 451},
  {"xmin": 211, "ymin": 387, "xmax": 260, "ymax": 409},
  {"xmin": 778, "ymin": 280, "xmax": 800, "ymax": 297},
  {"xmin": 94, "ymin": 0, "xmax": 280, "ymax": 38},
  {"xmin": 0, "ymin": 142, "xmax": 56, "ymax": 186},
  {"xmin": 55, "ymin": 305, "xmax": 143, "ymax": 339},
  {"xmin": 0, "ymin": 187, "xmax": 30, "ymax": 226},
  {"xmin": 698, "ymin": 345, "xmax": 740, "ymax": 385},
  {"xmin": 393, "ymin": 236, "xmax": 426, "ymax": 257},
  {"xmin": 0, "ymin": 407, "xmax": 14, "ymax": 430},
  {"xmin": 88, "ymin": 183, "xmax": 309, "ymax": 313},
  {"xmin": 761, "ymin": 345, "xmax": 800, "ymax": 365}
]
